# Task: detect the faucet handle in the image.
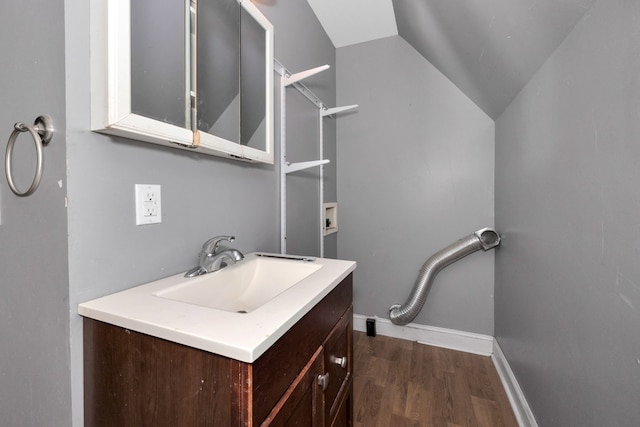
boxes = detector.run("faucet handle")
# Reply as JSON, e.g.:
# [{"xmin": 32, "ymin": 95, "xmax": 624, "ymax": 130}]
[{"xmin": 202, "ymin": 235, "xmax": 235, "ymax": 255}]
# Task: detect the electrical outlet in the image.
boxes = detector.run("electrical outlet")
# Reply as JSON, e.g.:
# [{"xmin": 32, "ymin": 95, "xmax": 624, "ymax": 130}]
[
  {"xmin": 366, "ymin": 318, "xmax": 376, "ymax": 337},
  {"xmin": 135, "ymin": 184, "xmax": 162, "ymax": 225}
]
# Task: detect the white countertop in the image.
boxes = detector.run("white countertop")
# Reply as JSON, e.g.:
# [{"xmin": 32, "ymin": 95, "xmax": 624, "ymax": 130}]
[{"xmin": 78, "ymin": 253, "xmax": 356, "ymax": 363}]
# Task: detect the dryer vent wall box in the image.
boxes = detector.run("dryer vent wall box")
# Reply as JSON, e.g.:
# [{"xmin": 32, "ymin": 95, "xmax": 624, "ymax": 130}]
[{"xmin": 323, "ymin": 202, "xmax": 338, "ymax": 236}]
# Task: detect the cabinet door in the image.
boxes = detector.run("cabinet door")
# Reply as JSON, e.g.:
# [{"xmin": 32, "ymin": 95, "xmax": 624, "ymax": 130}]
[
  {"xmin": 323, "ymin": 307, "xmax": 353, "ymax": 425},
  {"xmin": 261, "ymin": 347, "xmax": 325, "ymax": 426}
]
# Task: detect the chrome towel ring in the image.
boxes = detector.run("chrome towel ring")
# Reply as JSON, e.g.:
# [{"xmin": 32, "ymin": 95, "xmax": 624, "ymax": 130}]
[{"xmin": 4, "ymin": 115, "xmax": 54, "ymax": 197}]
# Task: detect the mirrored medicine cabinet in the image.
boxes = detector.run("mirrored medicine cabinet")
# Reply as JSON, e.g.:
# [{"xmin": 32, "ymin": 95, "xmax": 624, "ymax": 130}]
[{"xmin": 91, "ymin": 0, "xmax": 274, "ymax": 163}]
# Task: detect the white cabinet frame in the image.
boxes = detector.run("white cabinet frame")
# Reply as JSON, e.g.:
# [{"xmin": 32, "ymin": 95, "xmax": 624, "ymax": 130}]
[{"xmin": 90, "ymin": 0, "xmax": 274, "ymax": 163}]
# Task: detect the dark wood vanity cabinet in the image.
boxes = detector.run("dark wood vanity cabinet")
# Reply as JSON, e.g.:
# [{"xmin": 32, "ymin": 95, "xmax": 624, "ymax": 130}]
[
  {"xmin": 83, "ymin": 274, "xmax": 353, "ymax": 427},
  {"xmin": 261, "ymin": 307, "xmax": 353, "ymax": 427},
  {"xmin": 322, "ymin": 309, "xmax": 353, "ymax": 427}
]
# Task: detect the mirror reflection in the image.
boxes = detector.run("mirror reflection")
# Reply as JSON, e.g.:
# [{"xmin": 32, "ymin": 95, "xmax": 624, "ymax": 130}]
[
  {"xmin": 196, "ymin": 0, "xmax": 241, "ymax": 144},
  {"xmin": 130, "ymin": 0, "xmax": 189, "ymax": 128},
  {"xmin": 240, "ymin": 5, "xmax": 267, "ymax": 150}
]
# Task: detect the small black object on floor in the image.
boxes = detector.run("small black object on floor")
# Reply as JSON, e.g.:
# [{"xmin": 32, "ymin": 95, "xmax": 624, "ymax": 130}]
[{"xmin": 365, "ymin": 318, "xmax": 376, "ymax": 337}]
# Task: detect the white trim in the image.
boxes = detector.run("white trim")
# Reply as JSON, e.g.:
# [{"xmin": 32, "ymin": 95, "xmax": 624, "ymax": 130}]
[
  {"xmin": 492, "ymin": 339, "xmax": 539, "ymax": 427},
  {"xmin": 91, "ymin": 0, "xmax": 274, "ymax": 163},
  {"xmin": 318, "ymin": 108, "xmax": 324, "ymax": 257},
  {"xmin": 353, "ymin": 313, "xmax": 493, "ymax": 356}
]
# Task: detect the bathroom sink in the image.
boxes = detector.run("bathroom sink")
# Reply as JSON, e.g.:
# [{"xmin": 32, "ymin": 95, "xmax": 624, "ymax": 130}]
[
  {"xmin": 78, "ymin": 252, "xmax": 356, "ymax": 362},
  {"xmin": 154, "ymin": 253, "xmax": 322, "ymax": 313}
]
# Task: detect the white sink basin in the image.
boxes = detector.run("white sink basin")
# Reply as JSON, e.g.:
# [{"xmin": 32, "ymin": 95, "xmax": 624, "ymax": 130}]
[
  {"xmin": 154, "ymin": 254, "xmax": 322, "ymax": 313},
  {"xmin": 78, "ymin": 252, "xmax": 356, "ymax": 362}
]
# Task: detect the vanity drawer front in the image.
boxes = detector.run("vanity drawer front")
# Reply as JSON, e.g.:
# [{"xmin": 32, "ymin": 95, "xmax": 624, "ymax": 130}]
[
  {"xmin": 323, "ymin": 306, "xmax": 353, "ymax": 424},
  {"xmin": 260, "ymin": 346, "xmax": 325, "ymax": 426},
  {"xmin": 251, "ymin": 274, "xmax": 353, "ymax": 425}
]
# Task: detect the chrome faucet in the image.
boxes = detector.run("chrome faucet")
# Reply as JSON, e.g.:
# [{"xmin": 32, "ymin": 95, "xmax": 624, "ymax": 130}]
[{"xmin": 184, "ymin": 235, "xmax": 245, "ymax": 278}]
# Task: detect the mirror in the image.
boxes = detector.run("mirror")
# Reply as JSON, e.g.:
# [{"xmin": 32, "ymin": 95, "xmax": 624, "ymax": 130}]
[
  {"xmin": 195, "ymin": 0, "xmax": 274, "ymax": 162},
  {"xmin": 196, "ymin": 0, "xmax": 241, "ymax": 144},
  {"xmin": 91, "ymin": 0, "xmax": 274, "ymax": 163},
  {"xmin": 130, "ymin": 0, "xmax": 190, "ymax": 129},
  {"xmin": 240, "ymin": 5, "xmax": 267, "ymax": 150}
]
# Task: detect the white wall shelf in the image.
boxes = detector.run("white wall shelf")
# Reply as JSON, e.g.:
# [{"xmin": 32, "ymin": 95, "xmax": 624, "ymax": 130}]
[
  {"xmin": 283, "ymin": 159, "xmax": 329, "ymax": 175},
  {"xmin": 275, "ymin": 59, "xmax": 357, "ymax": 257},
  {"xmin": 322, "ymin": 105, "xmax": 358, "ymax": 118},
  {"xmin": 282, "ymin": 65, "xmax": 330, "ymax": 87}
]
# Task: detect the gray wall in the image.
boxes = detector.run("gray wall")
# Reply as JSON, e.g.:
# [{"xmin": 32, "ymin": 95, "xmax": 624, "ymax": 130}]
[
  {"xmin": 0, "ymin": 1, "xmax": 71, "ymax": 426},
  {"xmin": 13, "ymin": 0, "xmax": 336, "ymax": 425},
  {"xmin": 337, "ymin": 36, "xmax": 495, "ymax": 334},
  {"xmin": 495, "ymin": 0, "xmax": 640, "ymax": 424}
]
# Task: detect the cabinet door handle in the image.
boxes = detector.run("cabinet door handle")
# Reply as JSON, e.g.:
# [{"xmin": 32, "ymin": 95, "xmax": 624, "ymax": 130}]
[
  {"xmin": 330, "ymin": 355, "xmax": 347, "ymax": 369},
  {"xmin": 317, "ymin": 373, "xmax": 330, "ymax": 391}
]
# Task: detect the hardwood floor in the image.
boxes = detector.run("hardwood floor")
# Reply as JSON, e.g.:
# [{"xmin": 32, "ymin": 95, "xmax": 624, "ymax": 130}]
[{"xmin": 352, "ymin": 331, "xmax": 518, "ymax": 427}]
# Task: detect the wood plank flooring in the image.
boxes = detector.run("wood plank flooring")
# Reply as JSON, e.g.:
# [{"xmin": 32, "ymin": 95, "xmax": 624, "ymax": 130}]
[{"xmin": 352, "ymin": 331, "xmax": 518, "ymax": 427}]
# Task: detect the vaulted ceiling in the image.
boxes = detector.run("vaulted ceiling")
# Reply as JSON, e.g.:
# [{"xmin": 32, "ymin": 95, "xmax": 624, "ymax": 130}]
[{"xmin": 307, "ymin": 0, "xmax": 596, "ymax": 119}]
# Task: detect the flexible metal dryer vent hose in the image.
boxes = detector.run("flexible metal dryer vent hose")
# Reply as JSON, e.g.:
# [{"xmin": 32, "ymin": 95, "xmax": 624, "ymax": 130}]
[{"xmin": 388, "ymin": 227, "xmax": 501, "ymax": 326}]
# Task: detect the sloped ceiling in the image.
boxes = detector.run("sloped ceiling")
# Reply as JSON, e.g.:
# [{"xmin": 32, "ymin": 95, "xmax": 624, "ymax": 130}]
[
  {"xmin": 306, "ymin": 0, "xmax": 398, "ymax": 47},
  {"xmin": 308, "ymin": 0, "xmax": 596, "ymax": 119}
]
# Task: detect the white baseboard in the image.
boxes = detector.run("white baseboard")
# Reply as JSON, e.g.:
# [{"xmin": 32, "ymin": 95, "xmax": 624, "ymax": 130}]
[
  {"xmin": 353, "ymin": 313, "xmax": 537, "ymax": 427},
  {"xmin": 353, "ymin": 313, "xmax": 493, "ymax": 356},
  {"xmin": 491, "ymin": 339, "xmax": 538, "ymax": 427}
]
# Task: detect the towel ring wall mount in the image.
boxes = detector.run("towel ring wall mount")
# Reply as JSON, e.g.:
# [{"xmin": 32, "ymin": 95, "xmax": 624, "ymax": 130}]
[{"xmin": 5, "ymin": 115, "xmax": 54, "ymax": 197}]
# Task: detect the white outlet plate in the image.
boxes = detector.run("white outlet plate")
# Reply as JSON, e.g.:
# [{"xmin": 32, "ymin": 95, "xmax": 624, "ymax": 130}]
[{"xmin": 135, "ymin": 184, "xmax": 162, "ymax": 225}]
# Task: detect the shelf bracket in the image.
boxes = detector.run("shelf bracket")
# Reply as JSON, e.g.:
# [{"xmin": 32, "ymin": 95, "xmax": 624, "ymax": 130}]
[
  {"xmin": 284, "ymin": 159, "xmax": 330, "ymax": 175},
  {"xmin": 282, "ymin": 65, "xmax": 330, "ymax": 87},
  {"xmin": 321, "ymin": 104, "xmax": 359, "ymax": 117}
]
